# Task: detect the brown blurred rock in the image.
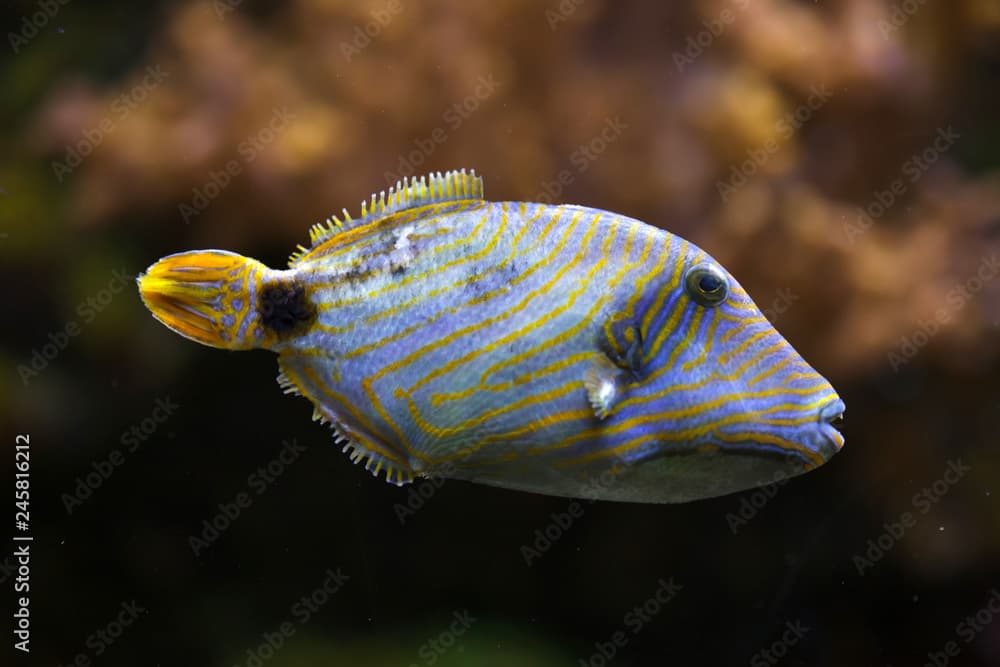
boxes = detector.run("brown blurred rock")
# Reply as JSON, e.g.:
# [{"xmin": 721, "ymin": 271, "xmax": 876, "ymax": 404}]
[{"xmin": 28, "ymin": 0, "xmax": 1000, "ymax": 377}]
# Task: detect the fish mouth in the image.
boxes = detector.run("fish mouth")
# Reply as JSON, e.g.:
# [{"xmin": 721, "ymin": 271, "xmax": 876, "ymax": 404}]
[{"xmin": 817, "ymin": 397, "xmax": 846, "ymax": 455}]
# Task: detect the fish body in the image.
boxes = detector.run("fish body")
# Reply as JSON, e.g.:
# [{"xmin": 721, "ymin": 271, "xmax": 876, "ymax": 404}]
[{"xmin": 138, "ymin": 170, "xmax": 844, "ymax": 502}]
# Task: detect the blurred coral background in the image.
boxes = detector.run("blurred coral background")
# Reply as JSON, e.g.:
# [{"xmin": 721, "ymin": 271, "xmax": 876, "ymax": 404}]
[{"xmin": 2, "ymin": 0, "xmax": 1000, "ymax": 665}]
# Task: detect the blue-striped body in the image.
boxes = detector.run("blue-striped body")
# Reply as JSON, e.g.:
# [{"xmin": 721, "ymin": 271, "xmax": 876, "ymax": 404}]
[
  {"xmin": 138, "ymin": 170, "xmax": 844, "ymax": 502},
  {"xmin": 277, "ymin": 202, "xmax": 841, "ymax": 500}
]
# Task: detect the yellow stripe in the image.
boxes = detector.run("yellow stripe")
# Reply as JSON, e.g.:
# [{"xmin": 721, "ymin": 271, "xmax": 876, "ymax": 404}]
[
  {"xmin": 714, "ymin": 432, "xmax": 823, "ymax": 470},
  {"xmin": 661, "ymin": 306, "xmax": 704, "ymax": 372},
  {"xmin": 429, "ymin": 351, "xmax": 600, "ymax": 407},
  {"xmin": 681, "ymin": 309, "xmax": 722, "ymax": 372},
  {"xmin": 407, "ymin": 211, "xmax": 601, "ymax": 395},
  {"xmin": 602, "ymin": 230, "xmax": 663, "ymax": 355},
  {"xmin": 230, "ymin": 263, "xmax": 259, "ymax": 341},
  {"xmin": 724, "ymin": 340, "xmax": 789, "ymax": 383},
  {"xmin": 623, "ymin": 231, "xmax": 666, "ymax": 315},
  {"xmin": 359, "ymin": 203, "xmax": 533, "ymax": 326},
  {"xmin": 644, "ymin": 248, "xmax": 704, "ymax": 362},
  {"xmin": 781, "ymin": 371, "xmax": 824, "ymax": 385},
  {"xmin": 725, "ymin": 293, "xmax": 758, "ymax": 311},
  {"xmin": 338, "ymin": 205, "xmax": 559, "ymax": 358},
  {"xmin": 429, "ymin": 220, "xmax": 628, "ymax": 407},
  {"xmin": 302, "ymin": 201, "xmax": 479, "ymax": 264},
  {"xmin": 297, "ymin": 366, "xmax": 411, "ymax": 464},
  {"xmin": 399, "ymin": 381, "xmax": 584, "ymax": 439},
  {"xmin": 529, "ymin": 383, "xmax": 834, "ymax": 457},
  {"xmin": 640, "ymin": 239, "xmax": 687, "ymax": 337},
  {"xmin": 720, "ymin": 314, "xmax": 766, "ymax": 344},
  {"xmin": 442, "ymin": 334, "xmax": 793, "ymax": 463},
  {"xmin": 298, "ymin": 205, "xmax": 443, "ymax": 266},
  {"xmin": 556, "ymin": 395, "xmax": 833, "ymax": 468},
  {"xmin": 471, "ymin": 220, "xmax": 632, "ymax": 389},
  {"xmin": 359, "ymin": 206, "xmax": 574, "ymax": 444},
  {"xmin": 718, "ymin": 327, "xmax": 774, "ymax": 366},
  {"xmin": 314, "ymin": 205, "xmax": 492, "ymax": 312},
  {"xmin": 747, "ymin": 354, "xmax": 797, "ymax": 387},
  {"xmin": 382, "ymin": 206, "xmax": 580, "ymax": 382}
]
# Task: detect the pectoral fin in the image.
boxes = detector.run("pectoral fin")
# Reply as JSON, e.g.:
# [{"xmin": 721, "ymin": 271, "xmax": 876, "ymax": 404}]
[
  {"xmin": 586, "ymin": 316, "xmax": 645, "ymax": 419},
  {"xmin": 585, "ymin": 355, "xmax": 627, "ymax": 420}
]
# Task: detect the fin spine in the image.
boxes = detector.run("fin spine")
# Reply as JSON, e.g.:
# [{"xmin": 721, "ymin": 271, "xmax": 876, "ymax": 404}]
[
  {"xmin": 275, "ymin": 366, "xmax": 415, "ymax": 486},
  {"xmin": 289, "ymin": 169, "xmax": 484, "ymax": 266}
]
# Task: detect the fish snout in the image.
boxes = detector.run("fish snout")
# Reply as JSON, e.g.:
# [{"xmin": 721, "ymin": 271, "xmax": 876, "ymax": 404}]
[{"xmin": 816, "ymin": 397, "xmax": 846, "ymax": 461}]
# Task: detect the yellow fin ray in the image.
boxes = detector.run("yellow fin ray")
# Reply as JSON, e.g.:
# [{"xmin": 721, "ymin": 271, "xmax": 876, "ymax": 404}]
[
  {"xmin": 276, "ymin": 363, "xmax": 415, "ymax": 487},
  {"xmin": 289, "ymin": 169, "xmax": 484, "ymax": 266}
]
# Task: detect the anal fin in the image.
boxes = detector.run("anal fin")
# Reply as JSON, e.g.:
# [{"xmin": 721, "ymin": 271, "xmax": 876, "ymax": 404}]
[
  {"xmin": 276, "ymin": 361, "xmax": 415, "ymax": 487},
  {"xmin": 341, "ymin": 438, "xmax": 415, "ymax": 487}
]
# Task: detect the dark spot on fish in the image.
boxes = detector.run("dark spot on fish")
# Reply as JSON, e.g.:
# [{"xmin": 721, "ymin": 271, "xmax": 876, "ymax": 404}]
[
  {"xmin": 342, "ymin": 262, "xmax": 373, "ymax": 286},
  {"xmin": 391, "ymin": 263, "xmax": 407, "ymax": 276},
  {"xmin": 504, "ymin": 260, "xmax": 521, "ymax": 281},
  {"xmin": 258, "ymin": 279, "xmax": 315, "ymax": 335},
  {"xmin": 463, "ymin": 260, "xmax": 520, "ymax": 299},
  {"xmin": 464, "ymin": 273, "xmax": 487, "ymax": 299}
]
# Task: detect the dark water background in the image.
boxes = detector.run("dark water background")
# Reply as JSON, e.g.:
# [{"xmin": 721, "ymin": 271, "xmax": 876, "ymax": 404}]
[{"xmin": 2, "ymin": 0, "xmax": 1000, "ymax": 665}]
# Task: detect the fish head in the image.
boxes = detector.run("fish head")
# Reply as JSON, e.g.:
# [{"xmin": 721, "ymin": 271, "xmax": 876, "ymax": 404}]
[{"xmin": 622, "ymin": 241, "xmax": 845, "ymax": 501}]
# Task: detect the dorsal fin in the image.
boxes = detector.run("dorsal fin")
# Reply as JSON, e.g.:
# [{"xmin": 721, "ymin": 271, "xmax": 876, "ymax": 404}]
[{"xmin": 289, "ymin": 169, "xmax": 484, "ymax": 266}]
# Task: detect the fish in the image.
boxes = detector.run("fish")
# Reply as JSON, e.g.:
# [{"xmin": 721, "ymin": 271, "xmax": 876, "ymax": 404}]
[{"xmin": 137, "ymin": 169, "xmax": 844, "ymax": 503}]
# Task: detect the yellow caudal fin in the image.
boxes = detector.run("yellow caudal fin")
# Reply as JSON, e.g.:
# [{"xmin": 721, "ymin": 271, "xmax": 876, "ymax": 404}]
[{"xmin": 137, "ymin": 250, "xmax": 270, "ymax": 350}]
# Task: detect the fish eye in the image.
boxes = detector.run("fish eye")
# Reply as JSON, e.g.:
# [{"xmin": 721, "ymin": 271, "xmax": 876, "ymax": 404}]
[{"xmin": 684, "ymin": 263, "xmax": 729, "ymax": 307}]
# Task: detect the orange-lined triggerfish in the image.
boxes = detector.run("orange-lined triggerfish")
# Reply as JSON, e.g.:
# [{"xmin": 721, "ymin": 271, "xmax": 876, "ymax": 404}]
[{"xmin": 138, "ymin": 169, "xmax": 844, "ymax": 502}]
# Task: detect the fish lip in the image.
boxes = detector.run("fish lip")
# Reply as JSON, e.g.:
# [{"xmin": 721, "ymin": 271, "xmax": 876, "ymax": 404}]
[
  {"xmin": 817, "ymin": 397, "xmax": 846, "ymax": 455},
  {"xmin": 818, "ymin": 398, "xmax": 845, "ymax": 424}
]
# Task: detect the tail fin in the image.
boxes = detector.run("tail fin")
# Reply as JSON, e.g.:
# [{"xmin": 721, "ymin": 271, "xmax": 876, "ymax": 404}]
[{"xmin": 137, "ymin": 250, "xmax": 269, "ymax": 350}]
